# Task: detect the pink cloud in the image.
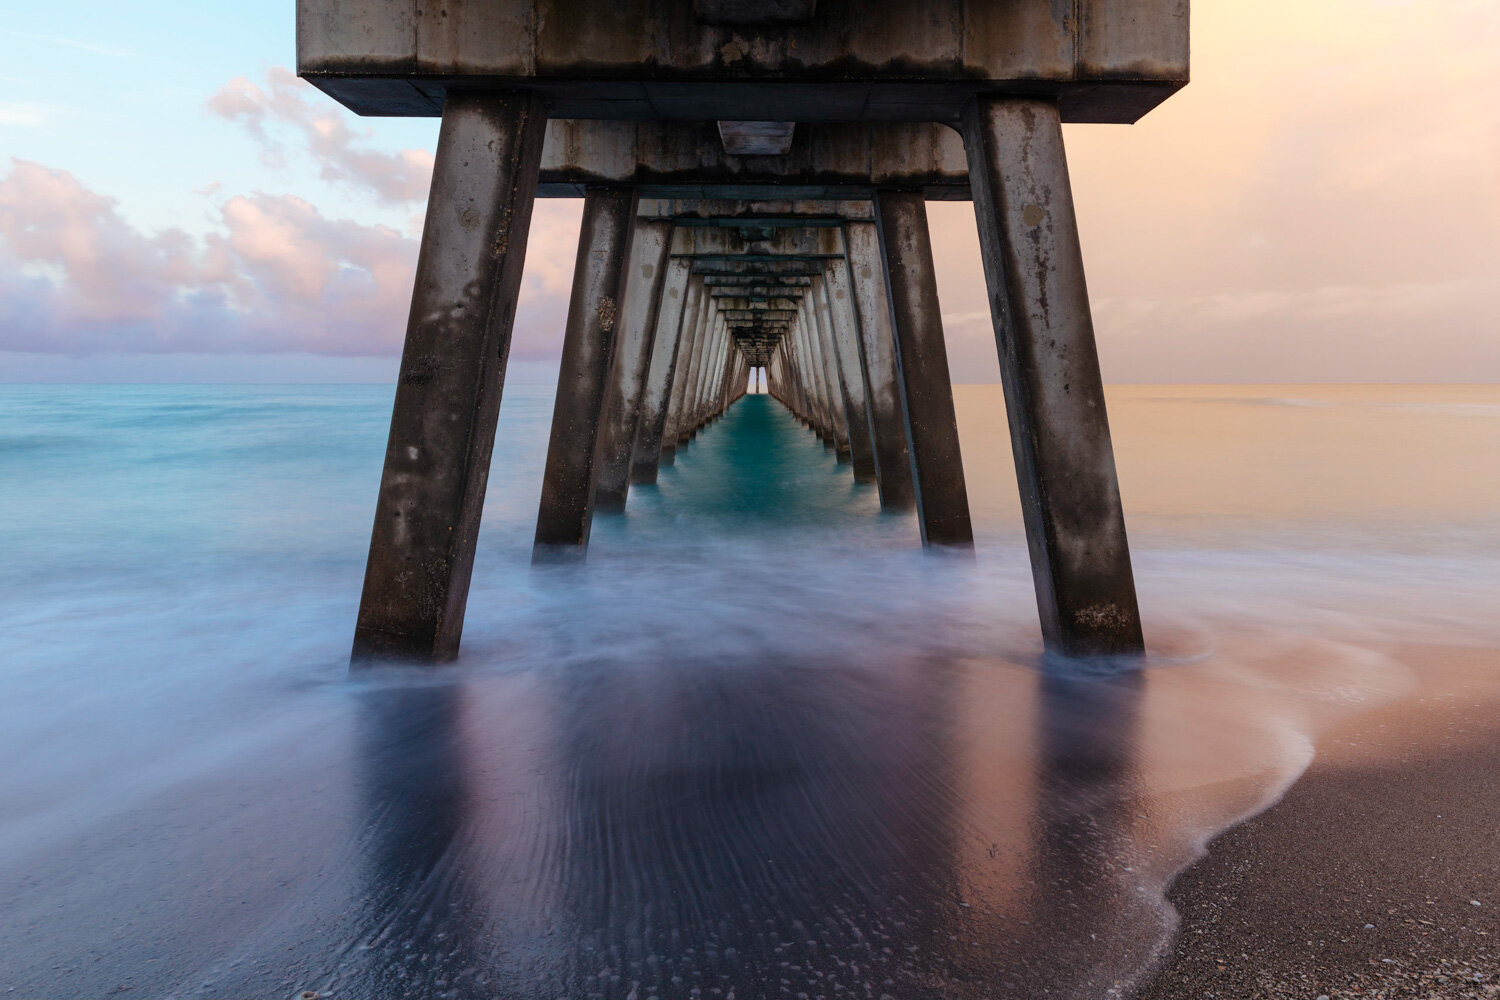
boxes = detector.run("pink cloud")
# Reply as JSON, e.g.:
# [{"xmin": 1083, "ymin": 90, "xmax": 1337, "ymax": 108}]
[
  {"xmin": 0, "ymin": 159, "xmax": 580, "ymax": 359},
  {"xmin": 207, "ymin": 67, "xmax": 435, "ymax": 204}
]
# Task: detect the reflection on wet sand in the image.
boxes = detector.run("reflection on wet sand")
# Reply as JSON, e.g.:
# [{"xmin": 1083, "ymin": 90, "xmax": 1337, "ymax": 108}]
[
  {"xmin": 234, "ymin": 653, "xmax": 1177, "ymax": 1000},
  {"xmin": 348, "ymin": 683, "xmax": 484, "ymax": 996},
  {"xmin": 1020, "ymin": 667, "xmax": 1154, "ymax": 998}
]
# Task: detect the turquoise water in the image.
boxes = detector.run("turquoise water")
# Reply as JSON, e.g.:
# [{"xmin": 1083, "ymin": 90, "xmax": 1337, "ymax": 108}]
[{"xmin": 1, "ymin": 384, "xmax": 1497, "ymax": 999}]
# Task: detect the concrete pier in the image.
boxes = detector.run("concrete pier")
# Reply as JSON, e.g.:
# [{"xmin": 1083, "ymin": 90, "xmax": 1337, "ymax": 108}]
[
  {"xmin": 875, "ymin": 191, "xmax": 974, "ymax": 548},
  {"xmin": 306, "ymin": 0, "xmax": 1190, "ymax": 662},
  {"xmin": 351, "ymin": 92, "xmax": 546, "ymax": 663},
  {"xmin": 963, "ymin": 97, "xmax": 1144, "ymax": 656},
  {"xmin": 593, "ymin": 218, "xmax": 672, "ymax": 512},
  {"xmin": 533, "ymin": 187, "xmax": 638, "ymax": 560}
]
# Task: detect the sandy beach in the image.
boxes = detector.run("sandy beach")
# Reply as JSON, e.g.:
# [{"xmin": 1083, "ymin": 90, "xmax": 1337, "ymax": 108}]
[{"xmin": 1138, "ymin": 644, "xmax": 1500, "ymax": 999}]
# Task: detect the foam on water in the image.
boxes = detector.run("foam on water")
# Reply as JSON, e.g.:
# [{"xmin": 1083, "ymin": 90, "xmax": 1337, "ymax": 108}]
[{"xmin": 0, "ymin": 385, "xmax": 1496, "ymax": 999}]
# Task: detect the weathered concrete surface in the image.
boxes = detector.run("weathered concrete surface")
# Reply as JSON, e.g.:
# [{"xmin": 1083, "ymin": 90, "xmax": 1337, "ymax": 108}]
[
  {"xmin": 820, "ymin": 266, "xmax": 877, "ymax": 482},
  {"xmin": 298, "ymin": 0, "xmax": 1189, "ymax": 124},
  {"xmin": 671, "ymin": 224, "xmax": 844, "ymax": 259},
  {"xmin": 876, "ymin": 191, "xmax": 973, "ymax": 548},
  {"xmin": 539, "ymin": 122, "xmax": 969, "ymax": 199},
  {"xmin": 352, "ymin": 92, "xmax": 546, "ymax": 664},
  {"xmin": 689, "ymin": 323, "xmax": 721, "ymax": 436},
  {"xmin": 963, "ymin": 96, "xmax": 1144, "ymax": 656},
  {"xmin": 636, "ymin": 269, "xmax": 698, "ymax": 479},
  {"xmin": 645, "ymin": 198, "xmax": 875, "ymax": 222},
  {"xmin": 843, "ymin": 222, "xmax": 914, "ymax": 510},
  {"xmin": 669, "ymin": 293, "xmax": 712, "ymax": 448},
  {"xmin": 533, "ymin": 188, "xmax": 638, "ymax": 560},
  {"xmin": 808, "ymin": 279, "xmax": 851, "ymax": 459},
  {"xmin": 593, "ymin": 218, "xmax": 672, "ymax": 513},
  {"xmin": 794, "ymin": 314, "xmax": 830, "ymax": 443},
  {"xmin": 696, "ymin": 0, "xmax": 817, "ymax": 26},
  {"xmin": 687, "ymin": 307, "xmax": 716, "ymax": 438},
  {"xmin": 717, "ymin": 120, "xmax": 797, "ymax": 155},
  {"xmin": 630, "ymin": 258, "xmax": 692, "ymax": 484}
]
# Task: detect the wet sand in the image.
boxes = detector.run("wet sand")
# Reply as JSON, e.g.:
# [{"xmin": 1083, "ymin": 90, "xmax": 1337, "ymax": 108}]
[{"xmin": 1137, "ymin": 645, "xmax": 1500, "ymax": 1000}]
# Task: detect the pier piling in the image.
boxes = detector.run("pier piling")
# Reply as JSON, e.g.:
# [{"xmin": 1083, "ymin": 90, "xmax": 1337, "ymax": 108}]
[
  {"xmin": 533, "ymin": 187, "xmax": 638, "ymax": 560},
  {"xmin": 963, "ymin": 97, "xmax": 1144, "ymax": 655},
  {"xmin": 351, "ymin": 92, "xmax": 546, "ymax": 663}
]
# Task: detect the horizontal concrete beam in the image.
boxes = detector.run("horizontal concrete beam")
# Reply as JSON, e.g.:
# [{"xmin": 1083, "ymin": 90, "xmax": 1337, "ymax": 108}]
[
  {"xmin": 695, "ymin": 0, "xmax": 817, "ymax": 26},
  {"xmin": 691, "ymin": 260, "xmax": 827, "ymax": 276},
  {"xmin": 720, "ymin": 309, "xmax": 798, "ymax": 319},
  {"xmin": 541, "ymin": 122, "xmax": 967, "ymax": 199},
  {"xmin": 701, "ymin": 274, "xmax": 813, "ymax": 286},
  {"xmin": 670, "ymin": 225, "xmax": 843, "ymax": 257},
  {"xmin": 640, "ymin": 198, "xmax": 877, "ymax": 221},
  {"xmin": 709, "ymin": 295, "xmax": 805, "ymax": 310},
  {"xmin": 298, "ymin": 0, "xmax": 1189, "ymax": 124}
]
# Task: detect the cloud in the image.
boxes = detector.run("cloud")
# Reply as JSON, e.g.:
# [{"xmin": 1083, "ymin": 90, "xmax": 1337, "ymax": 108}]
[
  {"xmin": 929, "ymin": 0, "xmax": 1500, "ymax": 383},
  {"xmin": 0, "ymin": 159, "xmax": 580, "ymax": 359},
  {"xmin": 0, "ymin": 159, "xmax": 413, "ymax": 355},
  {"xmin": 207, "ymin": 67, "xmax": 435, "ymax": 204},
  {"xmin": 0, "ymin": 103, "xmax": 50, "ymax": 127}
]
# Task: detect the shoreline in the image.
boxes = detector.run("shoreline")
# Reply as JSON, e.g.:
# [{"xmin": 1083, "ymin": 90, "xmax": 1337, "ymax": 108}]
[{"xmin": 1133, "ymin": 651, "xmax": 1500, "ymax": 999}]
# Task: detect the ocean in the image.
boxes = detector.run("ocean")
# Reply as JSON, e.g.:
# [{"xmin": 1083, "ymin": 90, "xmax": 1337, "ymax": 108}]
[{"xmin": 1, "ymin": 383, "xmax": 1497, "ymax": 999}]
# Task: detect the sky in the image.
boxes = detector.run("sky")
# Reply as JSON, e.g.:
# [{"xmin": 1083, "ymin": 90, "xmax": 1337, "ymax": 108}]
[{"xmin": 0, "ymin": 0, "xmax": 1496, "ymax": 384}]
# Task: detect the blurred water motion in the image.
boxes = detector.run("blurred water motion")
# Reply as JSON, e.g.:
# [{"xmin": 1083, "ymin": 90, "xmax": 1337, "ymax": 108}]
[{"xmin": 0, "ymin": 386, "xmax": 1497, "ymax": 999}]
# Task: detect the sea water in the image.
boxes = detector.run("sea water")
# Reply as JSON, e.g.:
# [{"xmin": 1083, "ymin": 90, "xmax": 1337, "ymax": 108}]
[{"xmin": 0, "ymin": 383, "xmax": 1497, "ymax": 999}]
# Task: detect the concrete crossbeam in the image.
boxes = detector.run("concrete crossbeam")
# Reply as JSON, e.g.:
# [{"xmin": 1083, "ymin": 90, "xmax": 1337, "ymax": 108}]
[
  {"xmin": 539, "ymin": 123, "xmax": 968, "ymax": 199},
  {"xmin": 298, "ymin": 0, "xmax": 1188, "ymax": 124}
]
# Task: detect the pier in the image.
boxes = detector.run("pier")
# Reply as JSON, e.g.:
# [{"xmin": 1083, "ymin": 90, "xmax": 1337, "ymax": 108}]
[{"xmin": 305, "ymin": 0, "xmax": 1188, "ymax": 664}]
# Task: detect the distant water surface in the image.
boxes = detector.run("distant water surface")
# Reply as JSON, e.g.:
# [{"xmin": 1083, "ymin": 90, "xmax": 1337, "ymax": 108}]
[{"xmin": 0, "ymin": 384, "xmax": 1496, "ymax": 999}]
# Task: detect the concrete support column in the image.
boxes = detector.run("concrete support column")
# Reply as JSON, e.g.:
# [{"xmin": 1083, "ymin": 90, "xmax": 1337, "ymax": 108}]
[
  {"xmin": 799, "ymin": 310, "xmax": 833, "ymax": 443},
  {"xmin": 791, "ymin": 313, "xmax": 817, "ymax": 433},
  {"xmin": 798, "ymin": 316, "xmax": 821, "ymax": 433},
  {"xmin": 788, "ymin": 333, "xmax": 813, "ymax": 426},
  {"xmin": 772, "ymin": 344, "xmax": 794, "ymax": 414},
  {"xmin": 727, "ymin": 356, "xmax": 741, "ymax": 406},
  {"xmin": 686, "ymin": 316, "xmax": 713, "ymax": 437},
  {"xmin": 843, "ymin": 222, "xmax": 915, "ymax": 510},
  {"xmin": 963, "ymin": 96, "xmax": 1144, "ymax": 656},
  {"xmin": 719, "ymin": 346, "xmax": 740, "ymax": 413},
  {"xmin": 819, "ymin": 269, "xmax": 875, "ymax": 481},
  {"xmin": 811, "ymin": 276, "xmax": 852, "ymax": 460},
  {"xmin": 720, "ymin": 335, "xmax": 735, "ymax": 408},
  {"xmin": 352, "ymin": 92, "xmax": 546, "ymax": 665},
  {"xmin": 630, "ymin": 257, "xmax": 692, "ymax": 484},
  {"xmin": 776, "ymin": 340, "xmax": 797, "ymax": 417},
  {"xmin": 875, "ymin": 190, "xmax": 974, "ymax": 547},
  {"xmin": 673, "ymin": 297, "xmax": 712, "ymax": 447},
  {"xmin": 533, "ymin": 187, "xmax": 639, "ymax": 559},
  {"xmin": 693, "ymin": 320, "xmax": 723, "ymax": 433},
  {"xmin": 593, "ymin": 218, "xmax": 672, "ymax": 512},
  {"xmin": 780, "ymin": 341, "xmax": 802, "ymax": 418},
  {"xmin": 661, "ymin": 279, "xmax": 707, "ymax": 463}
]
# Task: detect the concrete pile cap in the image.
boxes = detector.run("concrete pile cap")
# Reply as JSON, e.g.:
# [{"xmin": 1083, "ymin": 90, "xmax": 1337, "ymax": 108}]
[{"xmin": 298, "ymin": 0, "xmax": 1189, "ymax": 124}]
